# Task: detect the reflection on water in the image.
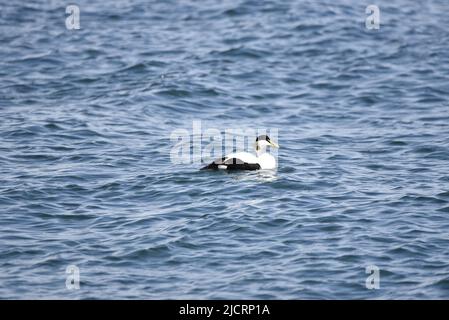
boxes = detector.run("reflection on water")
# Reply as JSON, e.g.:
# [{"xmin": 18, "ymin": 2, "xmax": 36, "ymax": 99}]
[{"xmin": 230, "ymin": 169, "xmax": 278, "ymax": 183}]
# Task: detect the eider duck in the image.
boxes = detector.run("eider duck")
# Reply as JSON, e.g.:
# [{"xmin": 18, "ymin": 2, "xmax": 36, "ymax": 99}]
[{"xmin": 201, "ymin": 135, "xmax": 279, "ymax": 170}]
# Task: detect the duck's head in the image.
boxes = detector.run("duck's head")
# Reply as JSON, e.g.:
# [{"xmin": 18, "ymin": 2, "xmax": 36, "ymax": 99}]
[{"xmin": 255, "ymin": 135, "xmax": 279, "ymax": 152}]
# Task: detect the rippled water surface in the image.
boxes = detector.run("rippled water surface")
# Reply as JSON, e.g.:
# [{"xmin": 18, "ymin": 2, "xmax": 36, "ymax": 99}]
[{"xmin": 1, "ymin": 0, "xmax": 449, "ymax": 299}]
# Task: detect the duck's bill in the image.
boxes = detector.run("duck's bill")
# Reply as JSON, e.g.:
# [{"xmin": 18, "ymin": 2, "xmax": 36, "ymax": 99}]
[{"xmin": 269, "ymin": 141, "xmax": 279, "ymax": 148}]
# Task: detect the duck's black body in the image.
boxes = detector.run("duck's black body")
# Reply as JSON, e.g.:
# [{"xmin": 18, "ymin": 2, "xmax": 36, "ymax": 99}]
[{"xmin": 201, "ymin": 157, "xmax": 261, "ymax": 171}]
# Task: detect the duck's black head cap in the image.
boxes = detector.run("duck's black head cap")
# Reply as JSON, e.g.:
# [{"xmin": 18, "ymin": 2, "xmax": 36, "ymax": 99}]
[{"xmin": 256, "ymin": 135, "xmax": 270, "ymax": 142}]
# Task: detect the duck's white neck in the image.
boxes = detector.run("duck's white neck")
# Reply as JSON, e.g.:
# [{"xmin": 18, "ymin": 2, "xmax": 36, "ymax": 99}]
[
  {"xmin": 256, "ymin": 146, "xmax": 276, "ymax": 169},
  {"xmin": 256, "ymin": 145, "xmax": 267, "ymax": 157}
]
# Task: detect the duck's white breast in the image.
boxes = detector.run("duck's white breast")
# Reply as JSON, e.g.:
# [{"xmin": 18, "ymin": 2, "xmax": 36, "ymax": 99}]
[{"xmin": 257, "ymin": 153, "xmax": 276, "ymax": 169}]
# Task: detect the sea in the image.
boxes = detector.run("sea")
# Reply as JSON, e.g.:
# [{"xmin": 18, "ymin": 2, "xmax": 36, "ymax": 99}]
[{"xmin": 1, "ymin": 0, "xmax": 449, "ymax": 299}]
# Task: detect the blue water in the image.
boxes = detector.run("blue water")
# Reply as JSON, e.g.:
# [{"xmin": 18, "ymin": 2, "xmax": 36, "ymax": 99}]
[{"xmin": 1, "ymin": 0, "xmax": 449, "ymax": 299}]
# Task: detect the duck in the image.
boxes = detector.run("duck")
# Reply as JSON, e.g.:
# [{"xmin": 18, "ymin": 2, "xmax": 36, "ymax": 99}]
[{"xmin": 201, "ymin": 135, "xmax": 279, "ymax": 170}]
